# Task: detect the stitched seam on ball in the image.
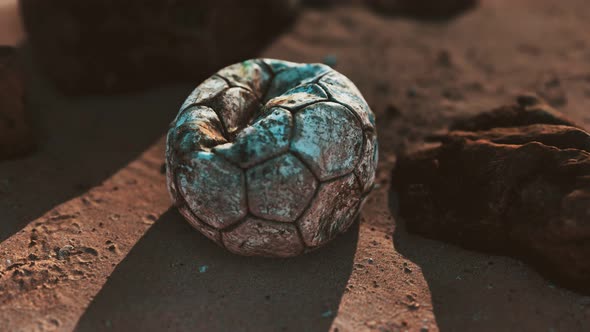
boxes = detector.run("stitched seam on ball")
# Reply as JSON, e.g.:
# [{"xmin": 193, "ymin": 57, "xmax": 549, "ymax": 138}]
[
  {"xmin": 313, "ymin": 71, "xmax": 331, "ymax": 84},
  {"xmin": 289, "ymin": 148, "xmax": 322, "ymax": 184},
  {"xmin": 317, "ymin": 81, "xmax": 366, "ymax": 130},
  {"xmin": 220, "ymin": 213, "xmax": 306, "ymax": 255},
  {"xmin": 274, "ymin": 98, "xmax": 330, "ymax": 113},
  {"xmin": 173, "ymin": 173, "xmax": 225, "ymax": 246},
  {"xmin": 257, "ymin": 59, "xmax": 276, "ymax": 101},
  {"xmin": 219, "ymin": 212, "xmax": 252, "ymax": 234},
  {"xmin": 213, "ymin": 74, "xmax": 231, "ymax": 86},
  {"xmin": 293, "ymin": 184, "xmax": 321, "ymax": 249},
  {"xmin": 173, "ymin": 164, "xmax": 244, "ymax": 233},
  {"xmin": 293, "ymin": 221, "xmax": 309, "ymax": 253},
  {"xmin": 317, "ymin": 79, "xmax": 375, "ymax": 133}
]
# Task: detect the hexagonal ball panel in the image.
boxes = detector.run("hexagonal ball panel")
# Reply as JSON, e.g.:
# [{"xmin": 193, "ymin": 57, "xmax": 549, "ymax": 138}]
[
  {"xmin": 214, "ymin": 107, "xmax": 292, "ymax": 168},
  {"xmin": 176, "ymin": 151, "xmax": 247, "ymax": 229},
  {"xmin": 298, "ymin": 173, "xmax": 362, "ymax": 247},
  {"xmin": 355, "ymin": 131, "xmax": 378, "ymax": 193},
  {"xmin": 319, "ymin": 71, "xmax": 375, "ymax": 130},
  {"xmin": 222, "ymin": 217, "xmax": 304, "ymax": 257},
  {"xmin": 266, "ymin": 83, "xmax": 328, "ymax": 110},
  {"xmin": 291, "ymin": 101, "xmax": 364, "ymax": 181},
  {"xmin": 247, "ymin": 153, "xmax": 318, "ymax": 222},
  {"xmin": 217, "ymin": 59, "xmax": 272, "ymax": 99}
]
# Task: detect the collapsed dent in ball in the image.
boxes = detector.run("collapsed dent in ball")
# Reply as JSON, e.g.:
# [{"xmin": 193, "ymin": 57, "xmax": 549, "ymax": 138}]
[{"xmin": 166, "ymin": 59, "xmax": 377, "ymax": 257}]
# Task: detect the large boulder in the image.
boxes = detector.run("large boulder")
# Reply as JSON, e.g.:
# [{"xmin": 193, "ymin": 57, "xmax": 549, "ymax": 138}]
[{"xmin": 392, "ymin": 95, "xmax": 590, "ymax": 293}]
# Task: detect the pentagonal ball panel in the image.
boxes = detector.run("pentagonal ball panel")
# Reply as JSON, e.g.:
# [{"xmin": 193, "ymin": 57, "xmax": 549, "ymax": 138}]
[
  {"xmin": 298, "ymin": 174, "xmax": 362, "ymax": 247},
  {"xmin": 247, "ymin": 153, "xmax": 318, "ymax": 222},
  {"xmin": 176, "ymin": 151, "xmax": 247, "ymax": 229},
  {"xmin": 291, "ymin": 101, "xmax": 364, "ymax": 181},
  {"xmin": 222, "ymin": 217, "xmax": 304, "ymax": 257},
  {"xmin": 214, "ymin": 107, "xmax": 292, "ymax": 168}
]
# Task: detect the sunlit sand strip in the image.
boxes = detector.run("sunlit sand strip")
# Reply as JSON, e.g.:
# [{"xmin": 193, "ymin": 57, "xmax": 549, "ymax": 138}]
[
  {"xmin": 0, "ymin": 140, "xmax": 170, "ymax": 331},
  {"xmin": 328, "ymin": 161, "xmax": 437, "ymax": 332}
]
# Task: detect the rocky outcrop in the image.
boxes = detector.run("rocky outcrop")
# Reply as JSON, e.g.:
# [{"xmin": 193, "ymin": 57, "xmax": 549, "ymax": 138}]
[{"xmin": 392, "ymin": 95, "xmax": 590, "ymax": 293}]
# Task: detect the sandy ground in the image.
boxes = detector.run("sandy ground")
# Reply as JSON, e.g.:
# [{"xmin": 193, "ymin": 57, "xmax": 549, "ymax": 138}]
[{"xmin": 1, "ymin": 0, "xmax": 590, "ymax": 331}]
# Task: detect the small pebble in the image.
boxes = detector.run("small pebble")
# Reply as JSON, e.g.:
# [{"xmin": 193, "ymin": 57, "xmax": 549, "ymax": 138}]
[
  {"xmin": 57, "ymin": 245, "xmax": 74, "ymax": 260},
  {"xmin": 408, "ymin": 302, "xmax": 420, "ymax": 310}
]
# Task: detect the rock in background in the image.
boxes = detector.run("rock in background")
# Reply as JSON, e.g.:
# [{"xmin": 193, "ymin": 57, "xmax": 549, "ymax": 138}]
[
  {"xmin": 0, "ymin": 46, "xmax": 34, "ymax": 160},
  {"xmin": 19, "ymin": 0, "xmax": 301, "ymax": 94},
  {"xmin": 392, "ymin": 95, "xmax": 590, "ymax": 294}
]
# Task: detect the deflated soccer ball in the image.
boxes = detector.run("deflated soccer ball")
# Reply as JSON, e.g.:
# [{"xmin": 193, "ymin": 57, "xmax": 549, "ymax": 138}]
[{"xmin": 166, "ymin": 59, "xmax": 377, "ymax": 257}]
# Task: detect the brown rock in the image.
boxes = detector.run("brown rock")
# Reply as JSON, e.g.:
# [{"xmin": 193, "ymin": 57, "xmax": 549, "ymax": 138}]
[
  {"xmin": 19, "ymin": 0, "xmax": 300, "ymax": 94},
  {"xmin": 449, "ymin": 93, "xmax": 578, "ymax": 131},
  {"xmin": 392, "ymin": 96, "xmax": 590, "ymax": 294},
  {"xmin": 303, "ymin": 0, "xmax": 478, "ymax": 20},
  {"xmin": 0, "ymin": 46, "xmax": 34, "ymax": 160}
]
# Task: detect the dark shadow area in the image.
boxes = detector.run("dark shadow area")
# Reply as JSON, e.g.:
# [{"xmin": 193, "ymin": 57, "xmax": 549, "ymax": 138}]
[
  {"xmin": 0, "ymin": 47, "xmax": 194, "ymax": 242},
  {"xmin": 75, "ymin": 209, "xmax": 358, "ymax": 332},
  {"xmin": 19, "ymin": 0, "xmax": 299, "ymax": 94},
  {"xmin": 389, "ymin": 190, "xmax": 590, "ymax": 331},
  {"xmin": 303, "ymin": 0, "xmax": 478, "ymax": 21}
]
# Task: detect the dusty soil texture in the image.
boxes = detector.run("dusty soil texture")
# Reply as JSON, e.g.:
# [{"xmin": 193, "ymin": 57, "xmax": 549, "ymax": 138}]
[
  {"xmin": 1, "ymin": 0, "xmax": 590, "ymax": 331},
  {"xmin": 392, "ymin": 96, "xmax": 590, "ymax": 294}
]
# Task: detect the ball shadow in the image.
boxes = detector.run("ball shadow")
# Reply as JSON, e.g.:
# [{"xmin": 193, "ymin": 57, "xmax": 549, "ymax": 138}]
[{"xmin": 74, "ymin": 209, "xmax": 358, "ymax": 332}]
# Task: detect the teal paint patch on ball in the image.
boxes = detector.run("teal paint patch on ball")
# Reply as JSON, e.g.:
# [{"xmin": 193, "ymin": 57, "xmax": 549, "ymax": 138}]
[{"xmin": 166, "ymin": 59, "xmax": 377, "ymax": 257}]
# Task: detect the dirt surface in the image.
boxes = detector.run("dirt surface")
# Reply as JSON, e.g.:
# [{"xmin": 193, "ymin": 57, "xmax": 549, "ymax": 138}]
[{"xmin": 1, "ymin": 0, "xmax": 590, "ymax": 331}]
